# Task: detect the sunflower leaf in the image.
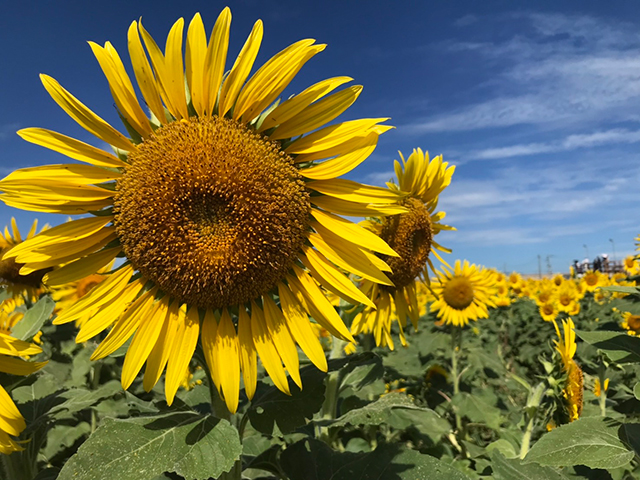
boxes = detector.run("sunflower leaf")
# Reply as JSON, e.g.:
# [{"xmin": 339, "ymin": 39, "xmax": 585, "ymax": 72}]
[
  {"xmin": 11, "ymin": 295, "xmax": 55, "ymax": 342},
  {"xmin": 524, "ymin": 416, "xmax": 633, "ymax": 470},
  {"xmin": 280, "ymin": 438, "xmax": 473, "ymax": 480},
  {"xmin": 491, "ymin": 451, "xmax": 569, "ymax": 480},
  {"xmin": 575, "ymin": 329, "xmax": 640, "ymax": 364},
  {"xmin": 57, "ymin": 412, "xmax": 241, "ymax": 480}
]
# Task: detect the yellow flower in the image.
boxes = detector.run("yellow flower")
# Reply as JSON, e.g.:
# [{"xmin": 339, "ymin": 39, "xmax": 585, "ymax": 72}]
[
  {"xmin": 555, "ymin": 282, "xmax": 579, "ymax": 314},
  {"xmin": 0, "ymin": 333, "xmax": 47, "ymax": 454},
  {"xmin": 580, "ymin": 270, "xmax": 603, "ymax": 292},
  {"xmin": 1, "ymin": 10, "xmax": 397, "ymax": 413},
  {"xmin": 351, "ymin": 149, "xmax": 455, "ymax": 349},
  {"xmin": 553, "ymin": 318, "xmax": 583, "ymax": 422},
  {"xmin": 621, "ymin": 311, "xmax": 640, "ymax": 336},
  {"xmin": 0, "ymin": 219, "xmax": 48, "ymax": 302},
  {"xmin": 624, "ymin": 255, "xmax": 639, "ymax": 275},
  {"xmin": 539, "ymin": 302, "xmax": 558, "ymax": 322},
  {"xmin": 429, "ymin": 260, "xmax": 496, "ymax": 328}
]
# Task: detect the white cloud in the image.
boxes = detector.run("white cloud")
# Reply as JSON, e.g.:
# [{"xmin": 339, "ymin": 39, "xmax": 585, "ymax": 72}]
[
  {"xmin": 473, "ymin": 128, "xmax": 640, "ymax": 160},
  {"xmin": 407, "ymin": 13, "xmax": 640, "ymax": 133}
]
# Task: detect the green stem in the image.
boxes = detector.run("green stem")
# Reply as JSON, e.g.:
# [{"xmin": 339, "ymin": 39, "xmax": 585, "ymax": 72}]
[
  {"xmin": 519, "ymin": 416, "xmax": 535, "ymax": 459},
  {"xmin": 450, "ymin": 327, "xmax": 463, "ymax": 434}
]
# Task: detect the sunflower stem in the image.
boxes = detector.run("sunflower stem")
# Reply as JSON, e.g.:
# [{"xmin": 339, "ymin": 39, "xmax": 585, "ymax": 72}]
[{"xmin": 450, "ymin": 327, "xmax": 463, "ymax": 434}]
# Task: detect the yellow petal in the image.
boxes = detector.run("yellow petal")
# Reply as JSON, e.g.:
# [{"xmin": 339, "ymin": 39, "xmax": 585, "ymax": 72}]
[
  {"xmin": 0, "ymin": 386, "xmax": 25, "ymax": 437},
  {"xmin": 121, "ymin": 297, "xmax": 169, "ymax": 389},
  {"xmin": 237, "ymin": 307, "xmax": 257, "ymax": 400},
  {"xmin": 186, "ymin": 13, "xmax": 207, "ymax": 117},
  {"xmin": 311, "ymin": 209, "xmax": 398, "ymax": 257},
  {"xmin": 307, "ymin": 179, "xmax": 404, "ymax": 204},
  {"xmin": 234, "ymin": 40, "xmax": 322, "ymax": 122},
  {"xmin": 17, "ymin": 128, "xmax": 126, "ymax": 168},
  {"xmin": 163, "ymin": 18, "xmax": 189, "ymax": 120},
  {"xmin": 300, "ymin": 245, "xmax": 374, "ymax": 308},
  {"xmin": 212, "ymin": 309, "xmax": 240, "ymax": 413},
  {"xmin": 287, "ymin": 266, "xmax": 354, "ymax": 343},
  {"xmin": 40, "ymin": 74, "xmax": 133, "ymax": 152},
  {"xmin": 89, "ymin": 41, "xmax": 153, "ymax": 137},
  {"xmin": 143, "ymin": 301, "xmax": 180, "ymax": 392},
  {"xmin": 201, "ymin": 308, "xmax": 220, "ymax": 392},
  {"xmin": 285, "ymin": 118, "xmax": 389, "ymax": 155},
  {"xmin": 75, "ymin": 279, "xmax": 145, "ymax": 342},
  {"xmin": 272, "ymin": 85, "xmax": 361, "ymax": 140},
  {"xmin": 277, "ymin": 282, "xmax": 327, "ymax": 372},
  {"xmin": 258, "ymin": 76, "xmax": 352, "ymax": 132},
  {"xmin": 310, "ymin": 195, "xmax": 408, "ymax": 217},
  {"xmin": 250, "ymin": 302, "xmax": 290, "ymax": 395},
  {"xmin": 91, "ymin": 287, "xmax": 158, "ymax": 360},
  {"xmin": 127, "ymin": 21, "xmax": 166, "ymax": 124},
  {"xmin": 0, "ymin": 164, "xmax": 120, "ymax": 186},
  {"xmin": 203, "ymin": 7, "xmax": 231, "ymax": 115},
  {"xmin": 53, "ymin": 265, "xmax": 135, "ymax": 325},
  {"xmin": 262, "ymin": 295, "xmax": 301, "ymax": 389},
  {"xmin": 218, "ymin": 20, "xmax": 263, "ymax": 117},
  {"xmin": 0, "ymin": 357, "xmax": 47, "ymax": 376},
  {"xmin": 299, "ymin": 131, "xmax": 377, "ymax": 180},
  {"xmin": 165, "ymin": 306, "xmax": 200, "ymax": 405},
  {"xmin": 44, "ymin": 246, "xmax": 121, "ymax": 286},
  {"xmin": 6, "ymin": 216, "xmax": 112, "ymax": 260}
]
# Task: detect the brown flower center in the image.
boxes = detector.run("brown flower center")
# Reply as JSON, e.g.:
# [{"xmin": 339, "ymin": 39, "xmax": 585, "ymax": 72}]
[
  {"xmin": 0, "ymin": 254, "xmax": 50, "ymax": 288},
  {"xmin": 114, "ymin": 116, "xmax": 310, "ymax": 309},
  {"xmin": 442, "ymin": 276, "xmax": 475, "ymax": 310},
  {"xmin": 378, "ymin": 197, "xmax": 433, "ymax": 289}
]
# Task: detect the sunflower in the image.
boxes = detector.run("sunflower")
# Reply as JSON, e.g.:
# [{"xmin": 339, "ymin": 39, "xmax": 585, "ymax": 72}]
[
  {"xmin": 552, "ymin": 318, "xmax": 583, "ymax": 422},
  {"xmin": 621, "ymin": 311, "xmax": 640, "ymax": 336},
  {"xmin": 539, "ymin": 302, "xmax": 558, "ymax": 322},
  {"xmin": 429, "ymin": 260, "xmax": 496, "ymax": 328},
  {"xmin": 350, "ymin": 149, "xmax": 454, "ymax": 349},
  {"xmin": 624, "ymin": 255, "xmax": 639, "ymax": 275},
  {"xmin": 0, "ymin": 219, "xmax": 48, "ymax": 302},
  {"xmin": 580, "ymin": 270, "xmax": 603, "ymax": 292},
  {"xmin": 555, "ymin": 282, "xmax": 579, "ymax": 314},
  {"xmin": 0, "ymin": 10, "xmax": 399, "ymax": 413},
  {"xmin": 0, "ymin": 332, "xmax": 47, "ymax": 454}
]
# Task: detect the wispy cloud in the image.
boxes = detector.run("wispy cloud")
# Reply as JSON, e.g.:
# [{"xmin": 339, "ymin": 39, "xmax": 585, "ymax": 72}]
[
  {"xmin": 407, "ymin": 12, "xmax": 640, "ymax": 133},
  {"xmin": 472, "ymin": 128, "xmax": 640, "ymax": 160}
]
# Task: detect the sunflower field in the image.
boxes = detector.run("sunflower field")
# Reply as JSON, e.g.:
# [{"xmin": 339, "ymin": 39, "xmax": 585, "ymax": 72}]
[{"xmin": 2, "ymin": 7, "xmax": 640, "ymax": 480}]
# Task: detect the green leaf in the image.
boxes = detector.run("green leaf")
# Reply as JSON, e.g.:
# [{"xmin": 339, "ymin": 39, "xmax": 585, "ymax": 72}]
[
  {"xmin": 248, "ymin": 363, "xmax": 327, "ymax": 435},
  {"xmin": 388, "ymin": 405, "xmax": 451, "ymax": 444},
  {"xmin": 491, "ymin": 451, "xmax": 569, "ymax": 480},
  {"xmin": 42, "ymin": 422, "xmax": 91, "ymax": 460},
  {"xmin": 280, "ymin": 438, "xmax": 473, "ymax": 480},
  {"xmin": 524, "ymin": 416, "xmax": 634, "ymax": 469},
  {"xmin": 619, "ymin": 423, "xmax": 640, "ymax": 458},
  {"xmin": 575, "ymin": 330, "xmax": 640, "ymax": 364},
  {"xmin": 318, "ymin": 392, "xmax": 414, "ymax": 427},
  {"xmin": 58, "ymin": 412, "xmax": 242, "ymax": 480},
  {"xmin": 452, "ymin": 392, "xmax": 503, "ymax": 430},
  {"xmin": 600, "ymin": 285, "xmax": 640, "ymax": 295},
  {"xmin": 634, "ymin": 383, "xmax": 640, "ymax": 401},
  {"xmin": 11, "ymin": 296, "xmax": 55, "ymax": 341},
  {"xmin": 338, "ymin": 351, "xmax": 383, "ymax": 391},
  {"xmin": 486, "ymin": 439, "xmax": 517, "ymax": 459},
  {"xmin": 33, "ymin": 468, "xmax": 61, "ymax": 480}
]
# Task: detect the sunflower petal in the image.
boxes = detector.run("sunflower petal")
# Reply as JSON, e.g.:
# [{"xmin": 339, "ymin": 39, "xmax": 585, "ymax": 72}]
[
  {"xmin": 203, "ymin": 7, "xmax": 231, "ymax": 115},
  {"xmin": 165, "ymin": 306, "xmax": 200, "ymax": 405},
  {"xmin": 250, "ymin": 302, "xmax": 290, "ymax": 395},
  {"xmin": 44, "ymin": 247, "xmax": 121, "ymax": 286},
  {"xmin": 238, "ymin": 307, "xmax": 257, "ymax": 400}
]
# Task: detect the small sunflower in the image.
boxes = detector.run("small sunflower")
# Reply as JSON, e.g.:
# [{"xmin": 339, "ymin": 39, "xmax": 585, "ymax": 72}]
[
  {"xmin": 552, "ymin": 318, "xmax": 583, "ymax": 422},
  {"xmin": 539, "ymin": 302, "xmax": 558, "ymax": 322},
  {"xmin": 624, "ymin": 255, "xmax": 639, "ymax": 276},
  {"xmin": 350, "ymin": 149, "xmax": 455, "ymax": 349},
  {"xmin": 621, "ymin": 311, "xmax": 640, "ymax": 336},
  {"xmin": 0, "ymin": 10, "xmax": 399, "ymax": 412},
  {"xmin": 580, "ymin": 270, "xmax": 603, "ymax": 292},
  {"xmin": 0, "ymin": 332, "xmax": 47, "ymax": 454},
  {"xmin": 0, "ymin": 219, "xmax": 48, "ymax": 302},
  {"xmin": 555, "ymin": 282, "xmax": 580, "ymax": 314},
  {"xmin": 593, "ymin": 377, "xmax": 609, "ymax": 397},
  {"xmin": 429, "ymin": 260, "xmax": 496, "ymax": 328}
]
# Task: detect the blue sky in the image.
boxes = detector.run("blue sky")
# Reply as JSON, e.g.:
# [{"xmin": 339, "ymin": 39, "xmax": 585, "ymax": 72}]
[{"xmin": 1, "ymin": 1, "xmax": 639, "ymax": 275}]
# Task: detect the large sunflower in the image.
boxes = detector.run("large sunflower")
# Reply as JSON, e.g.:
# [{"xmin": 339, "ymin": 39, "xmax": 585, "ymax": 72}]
[
  {"xmin": 0, "ymin": 10, "xmax": 400, "ymax": 413},
  {"xmin": 430, "ymin": 260, "xmax": 496, "ymax": 327},
  {"xmin": 0, "ymin": 219, "xmax": 48, "ymax": 302},
  {"xmin": 0, "ymin": 331, "xmax": 47, "ymax": 454},
  {"xmin": 351, "ymin": 149, "xmax": 454, "ymax": 349}
]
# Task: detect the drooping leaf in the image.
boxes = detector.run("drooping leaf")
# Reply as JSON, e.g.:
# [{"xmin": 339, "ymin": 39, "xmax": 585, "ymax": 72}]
[
  {"xmin": 57, "ymin": 412, "xmax": 242, "ymax": 480},
  {"xmin": 575, "ymin": 330, "xmax": 640, "ymax": 364},
  {"xmin": 524, "ymin": 416, "xmax": 633, "ymax": 470}
]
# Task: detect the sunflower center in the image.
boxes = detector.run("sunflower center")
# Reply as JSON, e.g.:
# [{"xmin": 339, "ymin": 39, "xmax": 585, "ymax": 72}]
[
  {"xmin": 442, "ymin": 276, "xmax": 475, "ymax": 310},
  {"xmin": 114, "ymin": 116, "xmax": 310, "ymax": 309},
  {"xmin": 0, "ymin": 255, "xmax": 50, "ymax": 288},
  {"xmin": 627, "ymin": 315, "xmax": 640, "ymax": 332},
  {"xmin": 378, "ymin": 198, "xmax": 433, "ymax": 289}
]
